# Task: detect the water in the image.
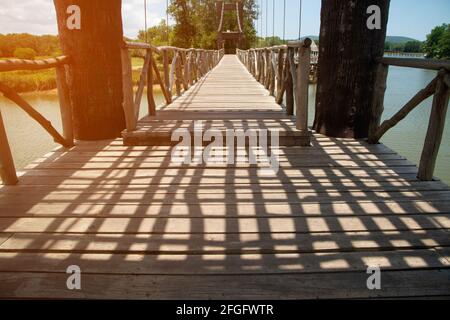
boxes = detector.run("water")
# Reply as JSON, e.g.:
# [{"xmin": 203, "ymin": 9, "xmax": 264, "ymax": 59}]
[
  {"xmin": 0, "ymin": 90, "xmax": 165, "ymax": 172},
  {"xmin": 308, "ymin": 66, "xmax": 450, "ymax": 184},
  {"xmin": 0, "ymin": 69, "xmax": 449, "ymax": 184}
]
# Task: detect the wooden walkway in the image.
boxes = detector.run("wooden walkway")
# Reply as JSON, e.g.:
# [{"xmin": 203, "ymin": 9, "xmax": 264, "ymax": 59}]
[
  {"xmin": 0, "ymin": 56, "xmax": 449, "ymax": 299},
  {"xmin": 123, "ymin": 55, "xmax": 310, "ymax": 146}
]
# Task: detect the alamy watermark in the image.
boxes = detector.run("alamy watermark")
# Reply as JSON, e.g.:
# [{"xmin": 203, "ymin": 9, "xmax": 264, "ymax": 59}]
[
  {"xmin": 171, "ymin": 121, "xmax": 280, "ymax": 175},
  {"xmin": 366, "ymin": 266, "xmax": 381, "ymax": 290}
]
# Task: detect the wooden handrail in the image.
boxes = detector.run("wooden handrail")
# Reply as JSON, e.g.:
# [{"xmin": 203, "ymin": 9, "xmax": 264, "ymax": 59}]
[
  {"xmin": 369, "ymin": 63, "xmax": 450, "ymax": 181},
  {"xmin": 0, "ymin": 56, "xmax": 74, "ymax": 185},
  {"xmin": 377, "ymin": 57, "xmax": 450, "ymax": 71},
  {"xmin": 0, "ymin": 56, "xmax": 69, "ymax": 72},
  {"xmin": 121, "ymin": 42, "xmax": 225, "ymax": 132},
  {"xmin": 237, "ymin": 39, "xmax": 312, "ymax": 145}
]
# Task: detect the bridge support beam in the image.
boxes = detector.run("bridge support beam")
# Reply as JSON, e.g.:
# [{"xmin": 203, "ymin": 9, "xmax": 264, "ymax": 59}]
[
  {"xmin": 313, "ymin": 0, "xmax": 390, "ymax": 139},
  {"xmin": 53, "ymin": 0, "xmax": 126, "ymax": 140}
]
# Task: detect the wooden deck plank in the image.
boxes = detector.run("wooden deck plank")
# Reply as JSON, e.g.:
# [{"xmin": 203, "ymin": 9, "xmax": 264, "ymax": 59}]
[
  {"xmin": 1, "ymin": 230, "xmax": 449, "ymax": 254},
  {"xmin": 0, "ymin": 214, "xmax": 448, "ymax": 234},
  {"xmin": 0, "ymin": 269, "xmax": 449, "ymax": 299},
  {"xmin": 0, "ymin": 249, "xmax": 447, "ymax": 274}
]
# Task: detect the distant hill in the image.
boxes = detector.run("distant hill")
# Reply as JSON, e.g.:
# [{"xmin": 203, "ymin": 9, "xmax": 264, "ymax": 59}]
[
  {"xmin": 302, "ymin": 35, "xmax": 419, "ymax": 44},
  {"xmin": 386, "ymin": 36, "xmax": 419, "ymax": 44}
]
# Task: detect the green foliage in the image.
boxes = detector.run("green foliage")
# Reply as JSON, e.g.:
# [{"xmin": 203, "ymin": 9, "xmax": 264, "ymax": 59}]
[
  {"xmin": 139, "ymin": 0, "xmax": 258, "ymax": 50},
  {"xmin": 138, "ymin": 20, "xmax": 171, "ymax": 47},
  {"xmin": 168, "ymin": 0, "xmax": 197, "ymax": 48},
  {"xmin": 403, "ymin": 40, "xmax": 423, "ymax": 53},
  {"xmin": 255, "ymin": 36, "xmax": 285, "ymax": 48},
  {"xmin": 0, "ymin": 69, "xmax": 56, "ymax": 92},
  {"xmin": 13, "ymin": 47, "xmax": 37, "ymax": 60},
  {"xmin": 0, "ymin": 33, "xmax": 60, "ymax": 58},
  {"xmin": 423, "ymin": 24, "xmax": 450, "ymax": 59}
]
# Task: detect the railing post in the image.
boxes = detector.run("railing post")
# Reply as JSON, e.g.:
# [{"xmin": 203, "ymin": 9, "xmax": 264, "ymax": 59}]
[
  {"xmin": 147, "ymin": 49, "xmax": 157, "ymax": 116},
  {"xmin": 418, "ymin": 71, "xmax": 450, "ymax": 181},
  {"xmin": 0, "ymin": 109, "xmax": 18, "ymax": 185},
  {"xmin": 275, "ymin": 49, "xmax": 284, "ymax": 104},
  {"xmin": 295, "ymin": 40, "xmax": 312, "ymax": 135},
  {"xmin": 284, "ymin": 51, "xmax": 294, "ymax": 115},
  {"xmin": 55, "ymin": 64, "xmax": 74, "ymax": 146},
  {"xmin": 264, "ymin": 49, "xmax": 271, "ymax": 89},
  {"xmin": 163, "ymin": 49, "xmax": 172, "ymax": 103},
  {"xmin": 120, "ymin": 47, "xmax": 136, "ymax": 131}
]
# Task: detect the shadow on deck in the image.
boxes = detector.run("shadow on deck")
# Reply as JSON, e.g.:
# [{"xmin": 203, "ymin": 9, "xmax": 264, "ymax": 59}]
[{"xmin": 0, "ymin": 134, "xmax": 449, "ymax": 299}]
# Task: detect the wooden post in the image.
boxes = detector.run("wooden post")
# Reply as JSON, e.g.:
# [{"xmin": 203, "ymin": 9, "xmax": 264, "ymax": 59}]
[
  {"xmin": 295, "ymin": 40, "xmax": 311, "ymax": 133},
  {"xmin": 264, "ymin": 50, "xmax": 271, "ymax": 89},
  {"xmin": 53, "ymin": 0, "xmax": 125, "ymax": 140},
  {"xmin": 152, "ymin": 57, "xmax": 171, "ymax": 105},
  {"xmin": 147, "ymin": 50, "xmax": 156, "ymax": 116},
  {"xmin": 276, "ymin": 49, "xmax": 285, "ymax": 104},
  {"xmin": 269, "ymin": 51, "xmax": 276, "ymax": 96},
  {"xmin": 368, "ymin": 63, "xmax": 389, "ymax": 140},
  {"xmin": 174, "ymin": 53, "xmax": 182, "ymax": 96},
  {"xmin": 0, "ymin": 109, "xmax": 18, "ymax": 185},
  {"xmin": 121, "ymin": 47, "xmax": 135, "ymax": 131},
  {"xmin": 313, "ymin": 0, "xmax": 391, "ymax": 138},
  {"xmin": 418, "ymin": 72, "xmax": 450, "ymax": 181},
  {"xmin": 284, "ymin": 54, "xmax": 294, "ymax": 115},
  {"xmin": 169, "ymin": 52, "xmax": 178, "ymax": 97},
  {"xmin": 55, "ymin": 64, "xmax": 74, "ymax": 146},
  {"xmin": 163, "ymin": 49, "xmax": 171, "ymax": 103}
]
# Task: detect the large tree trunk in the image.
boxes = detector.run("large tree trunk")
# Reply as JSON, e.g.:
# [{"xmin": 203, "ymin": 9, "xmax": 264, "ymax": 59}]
[
  {"xmin": 313, "ymin": 0, "xmax": 390, "ymax": 138},
  {"xmin": 53, "ymin": 0, "xmax": 125, "ymax": 140}
]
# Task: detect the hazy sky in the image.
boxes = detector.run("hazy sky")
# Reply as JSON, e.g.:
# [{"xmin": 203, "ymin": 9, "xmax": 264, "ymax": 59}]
[{"xmin": 0, "ymin": 0, "xmax": 449, "ymax": 41}]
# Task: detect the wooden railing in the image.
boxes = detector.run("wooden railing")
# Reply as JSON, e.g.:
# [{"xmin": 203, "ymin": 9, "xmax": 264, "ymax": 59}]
[
  {"xmin": 237, "ymin": 39, "xmax": 313, "ymax": 138},
  {"xmin": 368, "ymin": 57, "xmax": 450, "ymax": 181},
  {"xmin": 121, "ymin": 41, "xmax": 225, "ymax": 131},
  {"xmin": 0, "ymin": 56, "xmax": 74, "ymax": 185}
]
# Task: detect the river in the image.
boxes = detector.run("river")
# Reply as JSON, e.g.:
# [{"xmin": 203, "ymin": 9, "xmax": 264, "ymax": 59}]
[{"xmin": 0, "ymin": 66, "xmax": 449, "ymax": 184}]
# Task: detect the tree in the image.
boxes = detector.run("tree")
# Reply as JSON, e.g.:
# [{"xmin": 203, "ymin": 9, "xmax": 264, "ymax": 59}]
[
  {"xmin": 53, "ymin": 0, "xmax": 125, "ymax": 140},
  {"xmin": 404, "ymin": 40, "xmax": 423, "ymax": 53},
  {"xmin": 138, "ymin": 20, "xmax": 172, "ymax": 46},
  {"xmin": 13, "ymin": 47, "xmax": 37, "ymax": 59},
  {"xmin": 424, "ymin": 24, "xmax": 450, "ymax": 59},
  {"xmin": 168, "ymin": 0, "xmax": 197, "ymax": 48},
  {"xmin": 164, "ymin": 0, "xmax": 257, "ymax": 49},
  {"xmin": 313, "ymin": 0, "xmax": 390, "ymax": 139}
]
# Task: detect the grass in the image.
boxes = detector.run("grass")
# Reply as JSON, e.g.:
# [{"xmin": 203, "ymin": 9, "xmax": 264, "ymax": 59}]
[
  {"xmin": 0, "ymin": 69, "xmax": 57, "ymax": 93},
  {"xmin": 0, "ymin": 57, "xmax": 155, "ymax": 93}
]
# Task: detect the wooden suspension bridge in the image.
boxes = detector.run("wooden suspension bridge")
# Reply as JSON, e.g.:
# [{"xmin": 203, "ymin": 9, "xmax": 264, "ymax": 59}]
[{"xmin": 0, "ymin": 0, "xmax": 449, "ymax": 299}]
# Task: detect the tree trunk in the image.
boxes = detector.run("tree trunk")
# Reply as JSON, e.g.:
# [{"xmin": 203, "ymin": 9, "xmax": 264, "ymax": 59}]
[
  {"xmin": 313, "ymin": 0, "xmax": 390, "ymax": 138},
  {"xmin": 53, "ymin": 0, "xmax": 125, "ymax": 140}
]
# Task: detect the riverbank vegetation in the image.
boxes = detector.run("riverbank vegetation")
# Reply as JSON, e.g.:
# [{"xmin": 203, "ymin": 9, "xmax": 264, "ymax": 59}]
[{"xmin": 423, "ymin": 23, "xmax": 450, "ymax": 59}]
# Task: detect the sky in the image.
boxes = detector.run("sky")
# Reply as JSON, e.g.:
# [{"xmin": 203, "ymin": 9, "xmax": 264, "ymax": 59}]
[{"xmin": 0, "ymin": 0, "xmax": 449, "ymax": 41}]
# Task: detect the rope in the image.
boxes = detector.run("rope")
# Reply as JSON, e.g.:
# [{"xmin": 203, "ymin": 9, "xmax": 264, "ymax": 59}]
[
  {"xmin": 259, "ymin": 0, "xmax": 263, "ymax": 47},
  {"xmin": 166, "ymin": 0, "xmax": 169, "ymax": 44},
  {"xmin": 272, "ymin": 0, "xmax": 275, "ymax": 44},
  {"xmin": 265, "ymin": 0, "xmax": 268, "ymax": 42},
  {"xmin": 217, "ymin": 2, "xmax": 225, "ymax": 32},
  {"xmin": 144, "ymin": 0, "xmax": 148, "ymax": 43},
  {"xmin": 283, "ymin": 0, "xmax": 286, "ymax": 42},
  {"xmin": 236, "ymin": 2, "xmax": 243, "ymax": 33},
  {"xmin": 298, "ymin": 0, "xmax": 303, "ymax": 40}
]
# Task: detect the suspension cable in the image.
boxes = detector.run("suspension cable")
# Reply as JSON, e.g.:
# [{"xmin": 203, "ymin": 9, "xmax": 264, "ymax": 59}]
[
  {"xmin": 166, "ymin": 0, "xmax": 169, "ymax": 44},
  {"xmin": 272, "ymin": 0, "xmax": 275, "ymax": 45},
  {"xmin": 298, "ymin": 0, "xmax": 303, "ymax": 40},
  {"xmin": 283, "ymin": 0, "xmax": 286, "ymax": 42},
  {"xmin": 265, "ymin": 0, "xmax": 268, "ymax": 43},
  {"xmin": 144, "ymin": 0, "xmax": 148, "ymax": 43}
]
